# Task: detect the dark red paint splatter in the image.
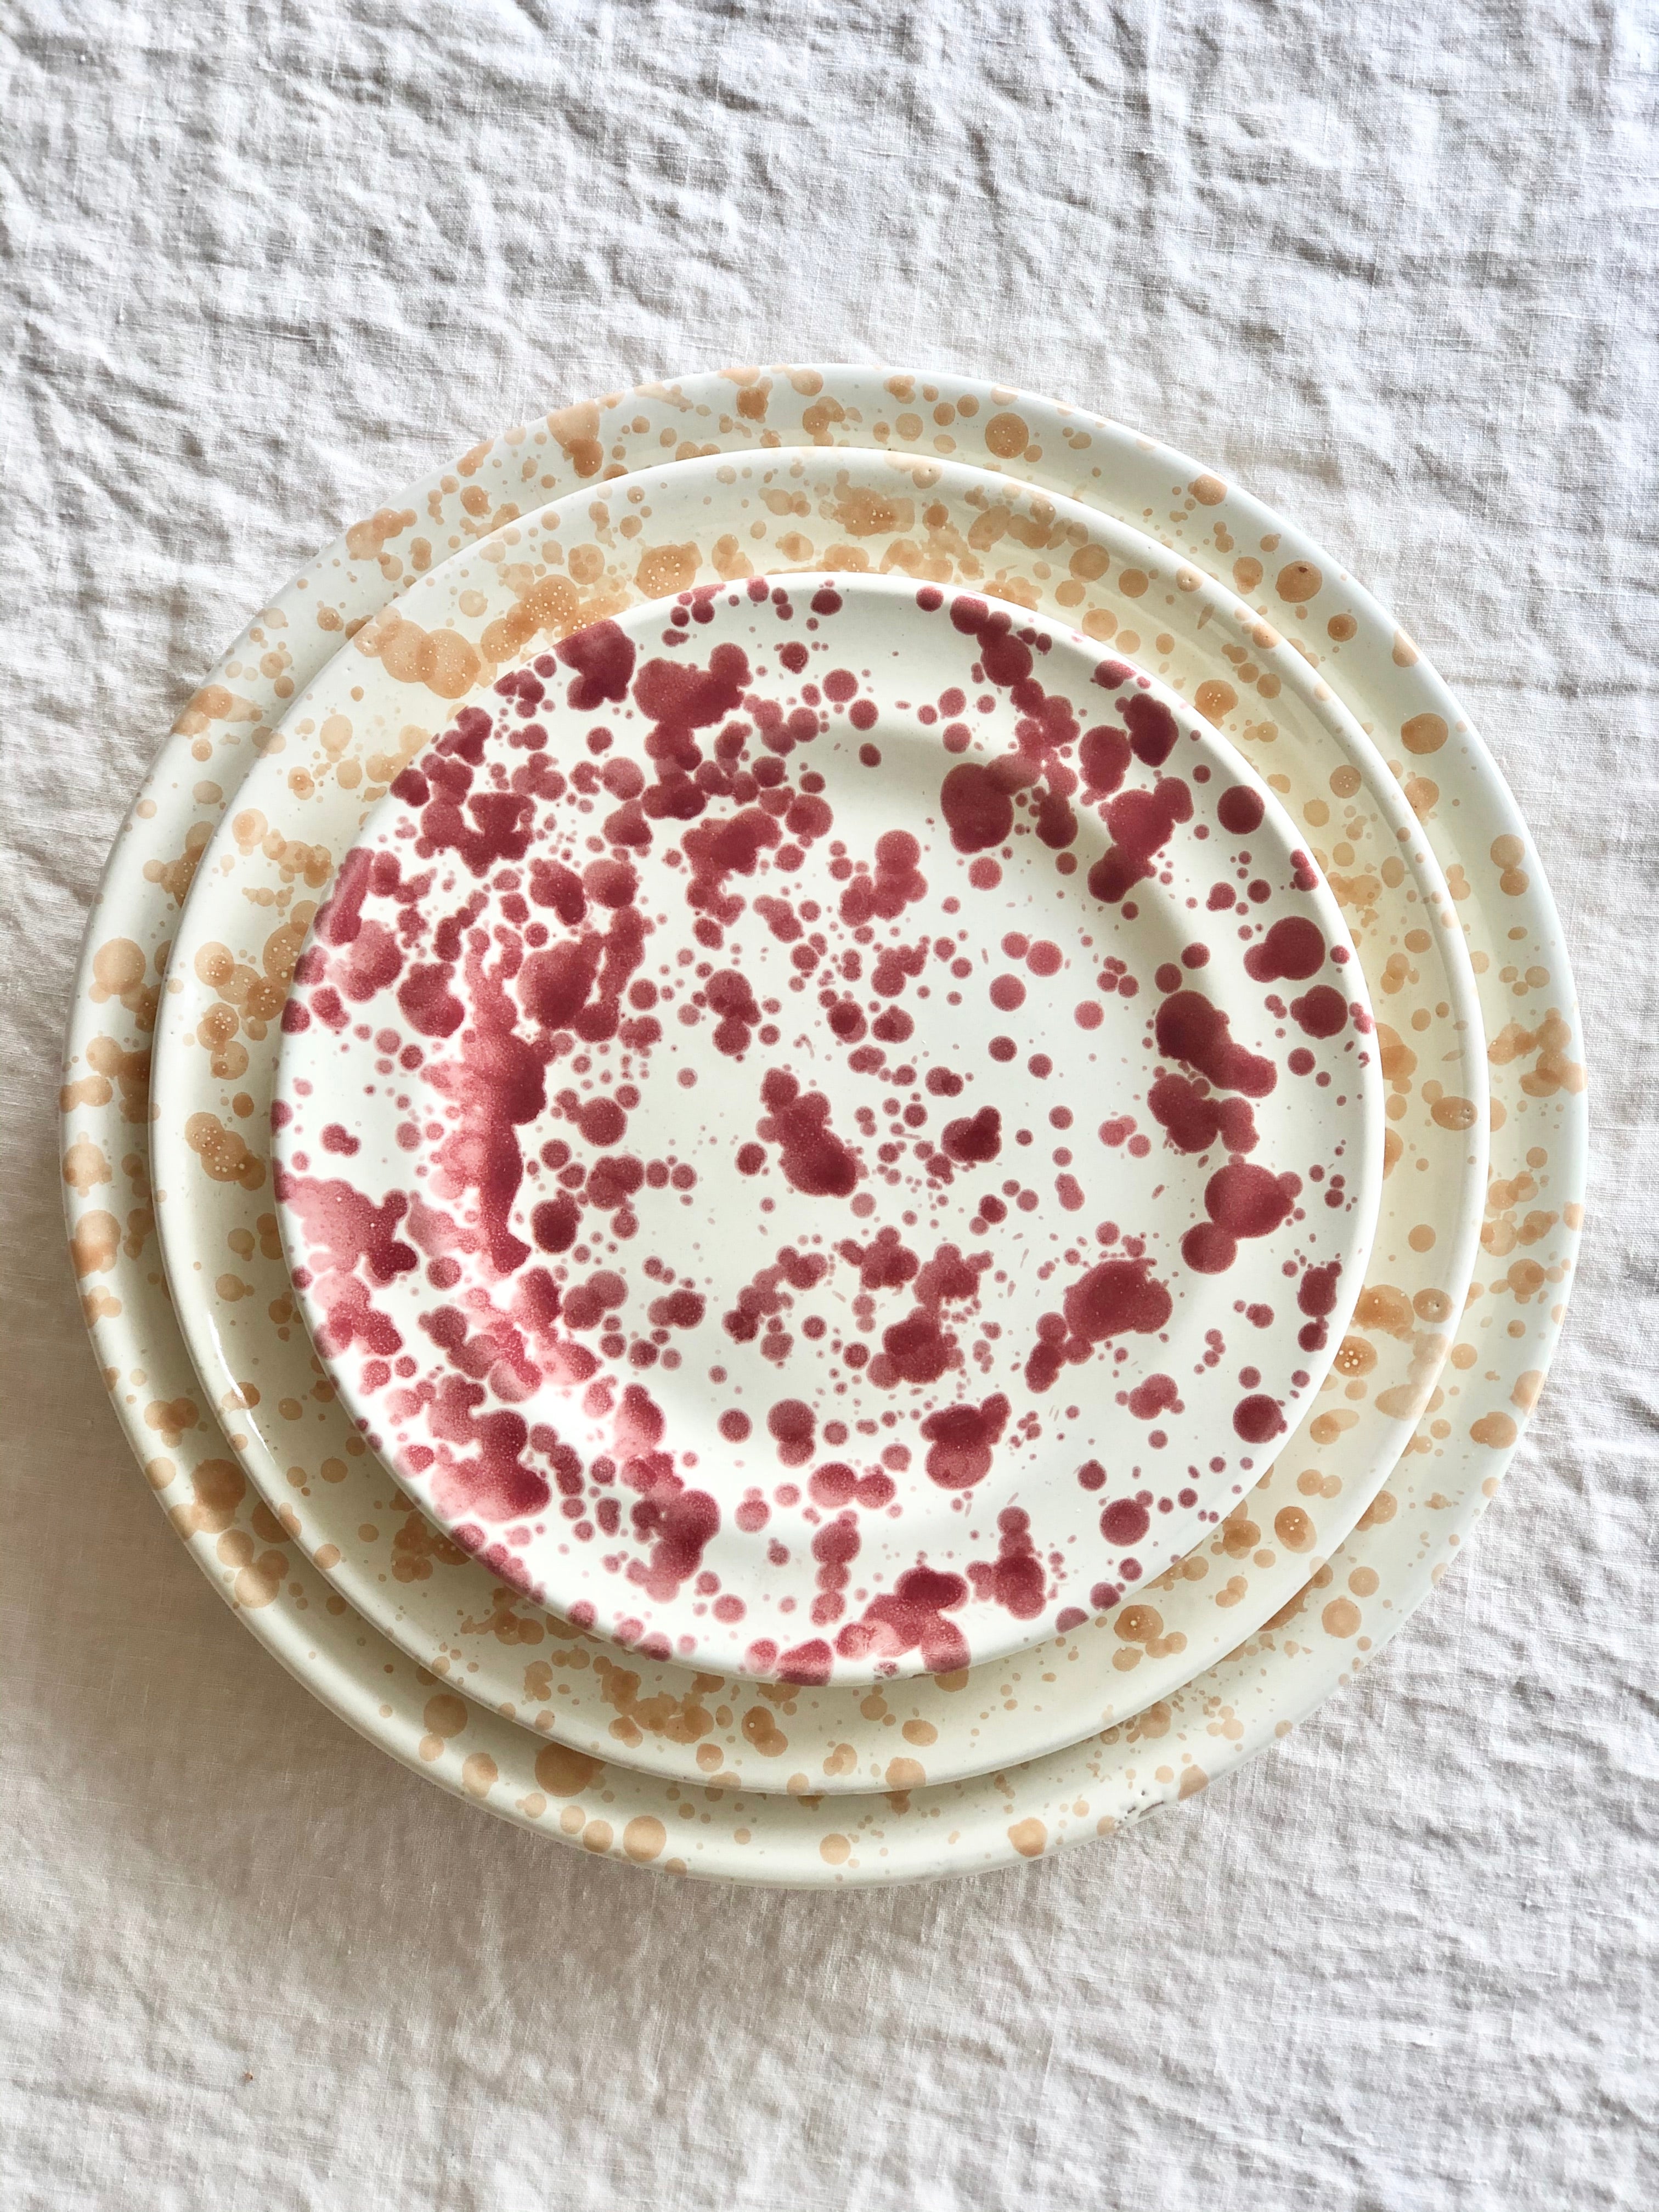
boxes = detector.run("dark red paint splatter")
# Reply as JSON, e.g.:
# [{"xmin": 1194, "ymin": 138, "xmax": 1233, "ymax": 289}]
[
  {"xmin": 1147, "ymin": 1071, "xmax": 1259, "ymax": 1155},
  {"xmin": 836, "ymin": 1565, "xmax": 971, "ymax": 1673},
  {"xmin": 939, "ymin": 760, "xmax": 1014, "ymax": 853},
  {"xmin": 919, "ymin": 1393, "xmax": 1011, "ymax": 1488},
  {"xmin": 425, "ymin": 1374, "xmax": 551, "ymax": 1523},
  {"xmin": 756, "ymin": 1069, "xmax": 860, "ymax": 1198},
  {"xmin": 1087, "ymin": 777, "xmax": 1193, "ymax": 904},
  {"xmin": 968, "ymin": 1508, "xmax": 1046, "ymax": 1619},
  {"xmin": 1244, "ymin": 916, "xmax": 1327, "ymax": 983},
  {"xmin": 1233, "ymin": 1393, "xmax": 1285, "ymax": 1442},
  {"xmin": 1063, "ymin": 1257, "xmax": 1173, "ymax": 1342},
  {"xmin": 1123, "ymin": 692, "xmax": 1179, "ymax": 768},
  {"xmin": 557, "ymin": 620, "xmax": 637, "ymax": 710},
  {"xmin": 1205, "ymin": 1161, "xmax": 1299, "ymax": 1238},
  {"xmin": 1126, "ymin": 1372, "xmax": 1181, "ymax": 1419},
  {"xmin": 768, "ymin": 1398, "xmax": 816, "ymax": 1466},
  {"xmin": 1216, "ymin": 785, "xmax": 1266, "ymax": 836},
  {"xmin": 942, "ymin": 1104, "xmax": 1002, "ymax": 1164},
  {"xmin": 1079, "ymin": 724, "xmax": 1131, "ymax": 795},
  {"xmin": 1290, "ymin": 984, "xmax": 1348, "ymax": 1038},
  {"xmin": 1101, "ymin": 1495, "xmax": 1151, "ymax": 1546},
  {"xmin": 1155, "ymin": 991, "xmax": 1278, "ymax": 1098}
]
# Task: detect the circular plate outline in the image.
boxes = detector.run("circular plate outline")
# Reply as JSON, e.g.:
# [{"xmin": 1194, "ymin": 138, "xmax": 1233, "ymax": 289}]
[
  {"xmin": 143, "ymin": 445, "xmax": 1480, "ymax": 1790},
  {"xmin": 62, "ymin": 367, "xmax": 1581, "ymax": 1883},
  {"xmin": 270, "ymin": 572, "xmax": 1380, "ymax": 1681}
]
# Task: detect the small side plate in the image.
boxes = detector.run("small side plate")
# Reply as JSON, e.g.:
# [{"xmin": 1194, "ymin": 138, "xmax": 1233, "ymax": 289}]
[{"xmin": 274, "ymin": 573, "xmax": 1381, "ymax": 1684}]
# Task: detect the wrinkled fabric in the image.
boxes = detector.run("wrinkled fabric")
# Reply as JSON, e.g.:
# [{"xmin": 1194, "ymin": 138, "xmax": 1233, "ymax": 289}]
[{"xmin": 2, "ymin": 4, "xmax": 1655, "ymax": 2208}]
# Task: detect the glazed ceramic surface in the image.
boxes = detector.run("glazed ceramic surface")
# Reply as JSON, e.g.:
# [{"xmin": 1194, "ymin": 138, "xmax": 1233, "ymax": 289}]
[
  {"xmin": 145, "ymin": 447, "xmax": 1483, "ymax": 1792},
  {"xmin": 271, "ymin": 575, "xmax": 1380, "ymax": 1683},
  {"xmin": 63, "ymin": 367, "xmax": 1583, "ymax": 1882}
]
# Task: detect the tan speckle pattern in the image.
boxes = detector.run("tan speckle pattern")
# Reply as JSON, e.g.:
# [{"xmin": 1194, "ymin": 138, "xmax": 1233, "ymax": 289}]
[
  {"xmin": 148, "ymin": 442, "xmax": 1483, "ymax": 1792},
  {"xmin": 62, "ymin": 365, "xmax": 1584, "ymax": 1884}
]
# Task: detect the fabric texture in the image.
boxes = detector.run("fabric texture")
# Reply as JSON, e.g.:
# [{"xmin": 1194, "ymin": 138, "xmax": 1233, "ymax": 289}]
[{"xmin": 2, "ymin": 3, "xmax": 1655, "ymax": 2207}]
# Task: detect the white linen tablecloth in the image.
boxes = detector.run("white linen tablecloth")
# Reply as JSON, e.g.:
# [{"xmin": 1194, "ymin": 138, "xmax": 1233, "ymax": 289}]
[{"xmin": 2, "ymin": 4, "xmax": 1654, "ymax": 2205}]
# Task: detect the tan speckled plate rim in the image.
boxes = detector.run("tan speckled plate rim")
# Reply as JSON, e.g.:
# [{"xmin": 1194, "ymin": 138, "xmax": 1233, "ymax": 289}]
[
  {"xmin": 144, "ymin": 443, "xmax": 1481, "ymax": 1787},
  {"xmin": 60, "ymin": 365, "xmax": 1586, "ymax": 1884}
]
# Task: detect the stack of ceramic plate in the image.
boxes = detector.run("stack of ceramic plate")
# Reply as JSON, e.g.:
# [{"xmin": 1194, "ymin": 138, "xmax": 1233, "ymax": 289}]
[{"xmin": 63, "ymin": 369, "xmax": 1587, "ymax": 1885}]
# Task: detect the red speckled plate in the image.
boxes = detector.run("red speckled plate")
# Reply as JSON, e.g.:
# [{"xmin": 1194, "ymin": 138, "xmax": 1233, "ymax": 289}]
[{"xmin": 273, "ymin": 572, "xmax": 1382, "ymax": 1685}]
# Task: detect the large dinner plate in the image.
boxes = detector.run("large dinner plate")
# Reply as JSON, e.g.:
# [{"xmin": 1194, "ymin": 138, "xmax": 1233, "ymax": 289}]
[{"xmin": 61, "ymin": 368, "xmax": 1582, "ymax": 1881}]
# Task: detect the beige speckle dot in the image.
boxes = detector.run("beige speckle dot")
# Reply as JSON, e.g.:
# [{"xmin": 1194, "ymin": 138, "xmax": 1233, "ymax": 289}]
[
  {"xmin": 233, "ymin": 1552, "xmax": 285, "ymax": 1609},
  {"xmin": 984, "ymin": 411, "xmax": 1029, "ymax": 459},
  {"xmin": 1273, "ymin": 1505, "xmax": 1316, "ymax": 1553},
  {"xmin": 623, "ymin": 1816, "xmax": 668, "ymax": 1863},
  {"xmin": 1194, "ymin": 679, "xmax": 1237, "ymax": 725},
  {"xmin": 1401, "ymin": 712, "xmax": 1448, "ymax": 755},
  {"xmin": 535, "ymin": 1742, "xmax": 603, "ymax": 1796},
  {"xmin": 63, "ymin": 1139, "xmax": 111, "ymax": 1193},
  {"xmin": 1276, "ymin": 560, "xmax": 1322, "ymax": 603}
]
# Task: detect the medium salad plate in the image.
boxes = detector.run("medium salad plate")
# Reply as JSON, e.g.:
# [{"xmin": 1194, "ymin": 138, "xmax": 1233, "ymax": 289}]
[{"xmin": 144, "ymin": 443, "xmax": 1483, "ymax": 1790}]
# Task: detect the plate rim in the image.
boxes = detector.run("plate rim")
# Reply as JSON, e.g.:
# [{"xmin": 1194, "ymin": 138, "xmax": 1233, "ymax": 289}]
[
  {"xmin": 60, "ymin": 364, "xmax": 1584, "ymax": 1885},
  {"xmin": 138, "ymin": 441, "xmax": 1485, "ymax": 1785}
]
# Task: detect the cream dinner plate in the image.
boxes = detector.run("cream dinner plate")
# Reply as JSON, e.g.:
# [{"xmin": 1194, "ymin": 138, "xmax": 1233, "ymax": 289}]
[{"xmin": 63, "ymin": 369, "xmax": 1581, "ymax": 1881}]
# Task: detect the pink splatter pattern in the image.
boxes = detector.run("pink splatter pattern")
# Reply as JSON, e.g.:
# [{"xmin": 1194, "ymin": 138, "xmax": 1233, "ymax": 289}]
[{"xmin": 274, "ymin": 575, "xmax": 1379, "ymax": 1682}]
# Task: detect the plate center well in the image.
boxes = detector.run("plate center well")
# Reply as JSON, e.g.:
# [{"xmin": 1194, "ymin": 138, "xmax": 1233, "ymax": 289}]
[{"xmin": 274, "ymin": 575, "xmax": 1379, "ymax": 1681}]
